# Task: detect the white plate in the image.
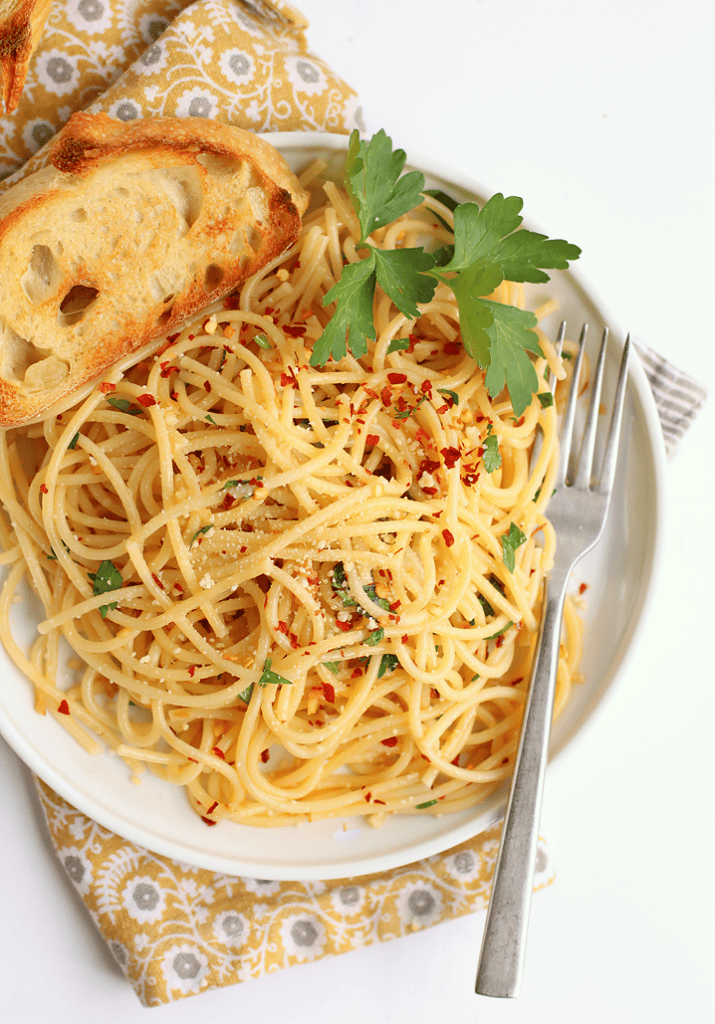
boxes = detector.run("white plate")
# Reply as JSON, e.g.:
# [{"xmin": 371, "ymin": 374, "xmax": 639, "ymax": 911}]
[{"xmin": 0, "ymin": 132, "xmax": 666, "ymax": 879}]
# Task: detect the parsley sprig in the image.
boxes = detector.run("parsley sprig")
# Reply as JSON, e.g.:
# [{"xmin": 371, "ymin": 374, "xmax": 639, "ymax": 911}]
[{"xmin": 311, "ymin": 130, "xmax": 580, "ymax": 416}]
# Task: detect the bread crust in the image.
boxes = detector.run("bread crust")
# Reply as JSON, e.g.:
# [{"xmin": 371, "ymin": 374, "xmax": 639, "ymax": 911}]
[
  {"xmin": 0, "ymin": 112, "xmax": 309, "ymax": 427},
  {"xmin": 0, "ymin": 0, "xmax": 53, "ymax": 112}
]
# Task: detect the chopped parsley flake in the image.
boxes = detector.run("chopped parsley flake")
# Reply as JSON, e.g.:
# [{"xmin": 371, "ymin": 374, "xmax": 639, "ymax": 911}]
[
  {"xmin": 378, "ymin": 653, "xmax": 400, "ymax": 677},
  {"xmin": 88, "ymin": 559, "xmax": 123, "ymax": 618},
  {"xmin": 258, "ymin": 658, "xmax": 292, "ymax": 688},
  {"xmin": 501, "ymin": 522, "xmax": 527, "ymax": 573}
]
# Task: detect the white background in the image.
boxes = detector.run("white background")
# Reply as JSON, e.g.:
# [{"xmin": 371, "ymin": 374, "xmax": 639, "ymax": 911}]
[{"xmin": 1, "ymin": 0, "xmax": 714, "ymax": 1021}]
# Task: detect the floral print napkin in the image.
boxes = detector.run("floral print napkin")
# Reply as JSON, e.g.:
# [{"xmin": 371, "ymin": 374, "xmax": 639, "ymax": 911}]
[
  {"xmin": 36, "ymin": 779, "xmax": 555, "ymax": 1006},
  {"xmin": 1, "ymin": 0, "xmax": 554, "ymax": 1005},
  {"xmin": 0, "ymin": 0, "xmax": 364, "ymax": 181}
]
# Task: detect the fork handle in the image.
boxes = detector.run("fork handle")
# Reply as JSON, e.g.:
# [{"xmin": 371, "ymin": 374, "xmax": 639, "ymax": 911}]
[{"xmin": 475, "ymin": 571, "xmax": 570, "ymax": 998}]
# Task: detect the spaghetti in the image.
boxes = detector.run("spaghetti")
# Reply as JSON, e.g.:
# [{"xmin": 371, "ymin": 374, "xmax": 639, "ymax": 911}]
[{"xmin": 0, "ymin": 167, "xmax": 582, "ymax": 827}]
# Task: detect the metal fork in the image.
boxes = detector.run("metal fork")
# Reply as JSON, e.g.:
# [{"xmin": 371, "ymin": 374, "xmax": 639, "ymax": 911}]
[{"xmin": 475, "ymin": 322, "xmax": 630, "ymax": 998}]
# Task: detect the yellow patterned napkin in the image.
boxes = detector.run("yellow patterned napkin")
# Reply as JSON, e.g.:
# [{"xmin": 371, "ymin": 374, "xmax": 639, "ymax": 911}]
[
  {"xmin": 36, "ymin": 779, "xmax": 555, "ymax": 1006},
  {"xmin": 2, "ymin": 0, "xmax": 555, "ymax": 1005},
  {"xmin": 0, "ymin": 0, "xmax": 364, "ymax": 180}
]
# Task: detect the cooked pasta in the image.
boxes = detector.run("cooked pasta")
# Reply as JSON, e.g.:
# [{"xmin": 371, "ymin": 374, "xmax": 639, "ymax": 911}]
[{"xmin": 0, "ymin": 167, "xmax": 583, "ymax": 827}]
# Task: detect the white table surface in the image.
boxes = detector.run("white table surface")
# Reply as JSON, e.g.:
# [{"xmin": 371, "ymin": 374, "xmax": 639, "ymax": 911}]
[{"xmin": 1, "ymin": 1, "xmax": 714, "ymax": 1021}]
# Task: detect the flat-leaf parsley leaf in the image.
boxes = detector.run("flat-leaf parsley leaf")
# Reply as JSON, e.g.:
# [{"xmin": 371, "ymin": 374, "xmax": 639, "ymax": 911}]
[{"xmin": 310, "ymin": 131, "xmax": 580, "ymax": 418}]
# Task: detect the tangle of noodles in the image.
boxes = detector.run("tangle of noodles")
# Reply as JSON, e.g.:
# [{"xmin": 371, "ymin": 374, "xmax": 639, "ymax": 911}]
[{"xmin": 0, "ymin": 163, "xmax": 583, "ymax": 827}]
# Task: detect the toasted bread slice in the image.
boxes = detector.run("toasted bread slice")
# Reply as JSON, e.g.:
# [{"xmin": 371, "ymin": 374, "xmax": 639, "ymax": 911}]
[
  {"xmin": 0, "ymin": 112, "xmax": 309, "ymax": 427},
  {"xmin": 0, "ymin": 0, "xmax": 52, "ymax": 112}
]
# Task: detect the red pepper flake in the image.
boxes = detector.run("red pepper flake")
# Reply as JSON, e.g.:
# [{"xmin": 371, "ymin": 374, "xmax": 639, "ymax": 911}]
[
  {"xmin": 366, "ymin": 433, "xmax": 379, "ymax": 446},
  {"xmin": 211, "ymin": 747, "xmax": 226, "ymax": 760},
  {"xmin": 451, "ymin": 755, "xmax": 461, "ymax": 766},
  {"xmin": 380, "ymin": 385, "xmax": 393, "ymax": 406},
  {"xmin": 203, "ymin": 380, "xmax": 212, "ymax": 393},
  {"xmin": 381, "ymin": 736, "xmax": 398, "ymax": 747},
  {"xmin": 364, "ymin": 791, "xmax": 372, "ymax": 802},
  {"xmin": 579, "ymin": 582, "xmax": 588, "ymax": 595},
  {"xmin": 401, "ymin": 634, "xmax": 409, "ymax": 644},
  {"xmin": 137, "ymin": 393, "xmax": 157, "ymax": 407},
  {"xmin": 444, "ymin": 341, "xmax": 461, "ymax": 355},
  {"xmin": 336, "ymin": 619, "xmax": 354, "ymax": 632},
  {"xmin": 221, "ymin": 493, "xmax": 237, "ymax": 510},
  {"xmin": 173, "ymin": 582, "xmax": 184, "ymax": 593},
  {"xmin": 373, "ymin": 799, "xmax": 386, "ymax": 805},
  {"xmin": 420, "ymin": 380, "xmax": 433, "ymax": 395},
  {"xmin": 151, "ymin": 572, "xmax": 165, "ymax": 590},
  {"xmin": 419, "ymin": 457, "xmax": 441, "ymax": 477},
  {"xmin": 440, "ymin": 446, "xmax": 461, "ymax": 469},
  {"xmin": 201, "ymin": 816, "xmax": 218, "ymax": 826},
  {"xmin": 159, "ymin": 361, "xmax": 176, "ymax": 378},
  {"xmin": 40, "ymin": 483, "xmax": 48, "ymax": 494},
  {"xmin": 406, "ymin": 334, "xmax": 419, "ymax": 352},
  {"xmin": 57, "ymin": 699, "xmax": 70, "ymax": 715},
  {"xmin": 442, "ymin": 529, "xmax": 455, "ymax": 548},
  {"xmin": 276, "ymin": 621, "xmax": 288, "ymax": 634},
  {"xmin": 260, "ymin": 748, "xmax": 270, "ymax": 763},
  {"xmin": 188, "ymin": 665, "xmax": 196, "ymax": 677},
  {"xmin": 388, "ymin": 372, "xmax": 407, "ymax": 385},
  {"xmin": 321, "ymin": 681, "xmax": 336, "ymax": 704},
  {"xmin": 283, "ymin": 324, "xmax": 307, "ymax": 338},
  {"xmin": 99, "ymin": 382, "xmax": 116, "ymax": 393},
  {"xmin": 288, "ymin": 632, "xmax": 300, "ymax": 649}
]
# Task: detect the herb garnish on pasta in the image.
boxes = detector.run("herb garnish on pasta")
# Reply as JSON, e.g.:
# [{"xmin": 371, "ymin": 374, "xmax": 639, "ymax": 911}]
[{"xmin": 312, "ymin": 130, "xmax": 581, "ymax": 416}]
